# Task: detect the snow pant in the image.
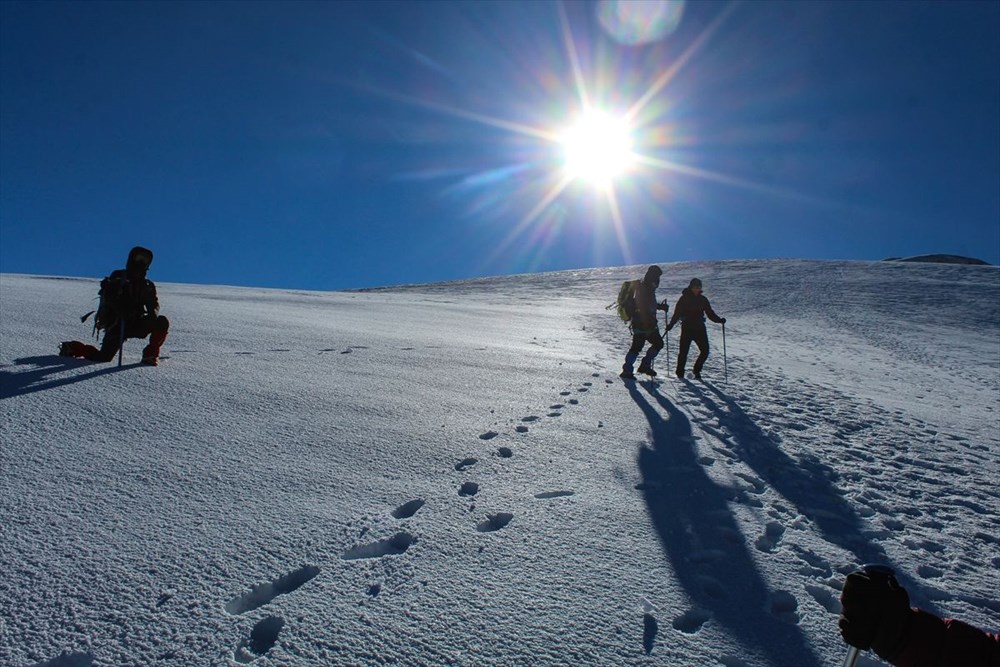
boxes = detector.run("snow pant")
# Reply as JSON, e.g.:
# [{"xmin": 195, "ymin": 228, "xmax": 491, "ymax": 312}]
[
  {"xmin": 63, "ymin": 315, "xmax": 169, "ymax": 362},
  {"xmin": 624, "ymin": 330, "xmax": 664, "ymax": 372},
  {"xmin": 676, "ymin": 325, "xmax": 709, "ymax": 376}
]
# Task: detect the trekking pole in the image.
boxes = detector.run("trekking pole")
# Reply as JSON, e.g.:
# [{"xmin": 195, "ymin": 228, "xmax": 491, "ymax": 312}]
[
  {"xmin": 118, "ymin": 318, "xmax": 124, "ymax": 368},
  {"xmin": 722, "ymin": 321, "xmax": 728, "ymax": 384},
  {"xmin": 665, "ymin": 327, "xmax": 670, "ymax": 371}
]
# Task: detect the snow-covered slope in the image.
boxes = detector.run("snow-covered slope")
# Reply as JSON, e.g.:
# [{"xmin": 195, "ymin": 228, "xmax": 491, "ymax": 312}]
[{"xmin": 2, "ymin": 260, "xmax": 998, "ymax": 667}]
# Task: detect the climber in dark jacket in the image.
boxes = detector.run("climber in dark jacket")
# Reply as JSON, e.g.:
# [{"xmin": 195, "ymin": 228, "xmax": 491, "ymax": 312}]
[
  {"xmin": 840, "ymin": 565, "xmax": 1000, "ymax": 666},
  {"xmin": 59, "ymin": 246, "xmax": 170, "ymax": 366},
  {"xmin": 666, "ymin": 278, "xmax": 725, "ymax": 380},
  {"xmin": 621, "ymin": 265, "xmax": 669, "ymax": 379}
]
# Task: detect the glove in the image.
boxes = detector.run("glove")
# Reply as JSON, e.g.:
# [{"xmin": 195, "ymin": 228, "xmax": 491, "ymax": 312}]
[
  {"xmin": 720, "ymin": 317, "xmax": 727, "ymax": 324},
  {"xmin": 839, "ymin": 568, "xmax": 912, "ymax": 662},
  {"xmin": 657, "ymin": 300, "xmax": 668, "ymax": 311}
]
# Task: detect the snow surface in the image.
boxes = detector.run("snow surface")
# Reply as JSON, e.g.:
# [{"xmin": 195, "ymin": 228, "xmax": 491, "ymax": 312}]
[{"xmin": 1, "ymin": 259, "xmax": 998, "ymax": 667}]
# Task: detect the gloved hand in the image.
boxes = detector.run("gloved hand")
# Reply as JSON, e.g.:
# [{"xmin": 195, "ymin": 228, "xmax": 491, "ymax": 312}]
[
  {"xmin": 720, "ymin": 317, "xmax": 727, "ymax": 324},
  {"xmin": 839, "ymin": 567, "xmax": 912, "ymax": 662},
  {"xmin": 657, "ymin": 300, "xmax": 668, "ymax": 311}
]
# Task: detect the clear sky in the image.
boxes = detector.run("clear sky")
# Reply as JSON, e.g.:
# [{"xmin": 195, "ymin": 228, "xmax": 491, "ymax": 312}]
[{"xmin": 2, "ymin": 0, "xmax": 998, "ymax": 290}]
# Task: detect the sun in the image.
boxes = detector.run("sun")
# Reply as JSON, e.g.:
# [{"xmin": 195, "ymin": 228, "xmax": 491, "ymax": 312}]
[{"xmin": 560, "ymin": 110, "xmax": 635, "ymax": 187}]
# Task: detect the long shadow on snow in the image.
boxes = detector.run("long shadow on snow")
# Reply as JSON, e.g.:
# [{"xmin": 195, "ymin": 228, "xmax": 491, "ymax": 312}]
[
  {"xmin": 629, "ymin": 382, "xmax": 821, "ymax": 666},
  {"xmin": 0, "ymin": 355, "xmax": 132, "ymax": 400},
  {"xmin": 687, "ymin": 380, "xmax": 931, "ymax": 605}
]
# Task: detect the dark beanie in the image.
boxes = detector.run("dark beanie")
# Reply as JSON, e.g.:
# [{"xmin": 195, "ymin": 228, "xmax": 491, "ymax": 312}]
[
  {"xmin": 689, "ymin": 278, "xmax": 702, "ymax": 289},
  {"xmin": 645, "ymin": 265, "xmax": 663, "ymax": 279}
]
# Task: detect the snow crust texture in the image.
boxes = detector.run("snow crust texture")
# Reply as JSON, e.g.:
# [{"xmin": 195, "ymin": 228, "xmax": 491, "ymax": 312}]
[{"xmin": 1, "ymin": 260, "xmax": 998, "ymax": 666}]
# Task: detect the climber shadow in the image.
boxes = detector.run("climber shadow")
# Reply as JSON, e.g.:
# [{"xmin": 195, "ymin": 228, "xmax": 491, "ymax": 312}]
[
  {"xmin": 0, "ymin": 355, "xmax": 133, "ymax": 400},
  {"xmin": 628, "ymin": 381, "xmax": 821, "ymax": 666}
]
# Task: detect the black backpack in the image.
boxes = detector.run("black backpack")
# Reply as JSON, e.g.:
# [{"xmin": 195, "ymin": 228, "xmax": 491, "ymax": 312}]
[{"xmin": 81, "ymin": 272, "xmax": 130, "ymax": 335}]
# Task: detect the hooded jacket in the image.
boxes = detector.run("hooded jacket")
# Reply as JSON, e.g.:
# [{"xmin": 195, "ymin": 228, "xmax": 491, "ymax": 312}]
[
  {"xmin": 668, "ymin": 287, "xmax": 722, "ymax": 330},
  {"xmin": 631, "ymin": 278, "xmax": 666, "ymax": 334}
]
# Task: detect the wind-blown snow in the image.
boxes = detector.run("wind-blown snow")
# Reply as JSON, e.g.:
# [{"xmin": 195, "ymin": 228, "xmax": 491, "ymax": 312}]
[{"xmin": 1, "ymin": 260, "xmax": 998, "ymax": 667}]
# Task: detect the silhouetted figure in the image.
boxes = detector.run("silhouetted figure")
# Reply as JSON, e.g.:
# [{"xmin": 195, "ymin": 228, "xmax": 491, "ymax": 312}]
[
  {"xmin": 59, "ymin": 246, "xmax": 169, "ymax": 366},
  {"xmin": 621, "ymin": 265, "xmax": 668, "ymax": 379},
  {"xmin": 666, "ymin": 277, "xmax": 725, "ymax": 380}
]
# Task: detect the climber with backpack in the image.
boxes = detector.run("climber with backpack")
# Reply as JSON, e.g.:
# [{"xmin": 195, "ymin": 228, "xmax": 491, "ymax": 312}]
[
  {"xmin": 59, "ymin": 246, "xmax": 170, "ymax": 366},
  {"xmin": 614, "ymin": 265, "xmax": 668, "ymax": 380}
]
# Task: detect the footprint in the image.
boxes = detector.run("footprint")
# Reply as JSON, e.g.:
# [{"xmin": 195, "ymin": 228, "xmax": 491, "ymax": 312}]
[
  {"xmin": 534, "ymin": 490, "xmax": 574, "ymax": 499},
  {"xmin": 521, "ymin": 416, "xmax": 540, "ymax": 423},
  {"xmin": 559, "ymin": 391, "xmax": 571, "ymax": 396},
  {"xmin": 476, "ymin": 512, "xmax": 514, "ymax": 532},
  {"xmin": 155, "ymin": 591, "xmax": 174, "ymax": 607},
  {"xmin": 769, "ymin": 590, "xmax": 799, "ymax": 623},
  {"xmin": 672, "ymin": 607, "xmax": 711, "ymax": 634},
  {"xmin": 918, "ymin": 564, "xmax": 944, "ymax": 579},
  {"xmin": 805, "ymin": 584, "xmax": 841, "ymax": 614},
  {"xmin": 497, "ymin": 447, "xmax": 513, "ymax": 458},
  {"xmin": 455, "ymin": 458, "xmax": 478, "ymax": 471},
  {"xmin": 515, "ymin": 426, "xmax": 529, "ymax": 433},
  {"xmin": 568, "ymin": 399, "xmax": 579, "ymax": 405},
  {"xmin": 754, "ymin": 521, "xmax": 786, "ymax": 553},
  {"xmin": 697, "ymin": 456, "xmax": 716, "ymax": 466},
  {"xmin": 267, "ymin": 348, "xmax": 291, "ymax": 352},
  {"xmin": 697, "ymin": 576, "xmax": 727, "ymax": 599},
  {"xmin": 224, "ymin": 566, "xmax": 321, "ymax": 615},
  {"xmin": 547, "ymin": 412, "xmax": 561, "ymax": 418},
  {"xmin": 391, "ymin": 499, "xmax": 425, "ymax": 519},
  {"xmin": 642, "ymin": 613, "xmax": 658, "ymax": 655},
  {"xmin": 342, "ymin": 533, "xmax": 416, "ymax": 560},
  {"xmin": 734, "ymin": 472, "xmax": 767, "ymax": 494},
  {"xmin": 578, "ymin": 387, "xmax": 589, "ymax": 392},
  {"xmin": 235, "ymin": 351, "xmax": 254, "ymax": 355},
  {"xmin": 459, "ymin": 482, "xmax": 480, "ymax": 497},
  {"xmin": 234, "ymin": 615, "xmax": 284, "ymax": 664},
  {"xmin": 549, "ymin": 404, "xmax": 565, "ymax": 410},
  {"xmin": 367, "ymin": 583, "xmax": 382, "ymax": 597},
  {"xmin": 479, "ymin": 431, "xmax": 499, "ymax": 440},
  {"xmin": 31, "ymin": 652, "xmax": 95, "ymax": 667}
]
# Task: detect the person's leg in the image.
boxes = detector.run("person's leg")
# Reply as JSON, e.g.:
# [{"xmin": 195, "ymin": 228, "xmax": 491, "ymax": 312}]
[
  {"xmin": 676, "ymin": 327, "xmax": 694, "ymax": 377},
  {"xmin": 141, "ymin": 316, "xmax": 170, "ymax": 363},
  {"xmin": 623, "ymin": 332, "xmax": 645, "ymax": 375},
  {"xmin": 639, "ymin": 332, "xmax": 664, "ymax": 372},
  {"xmin": 692, "ymin": 329, "xmax": 711, "ymax": 378}
]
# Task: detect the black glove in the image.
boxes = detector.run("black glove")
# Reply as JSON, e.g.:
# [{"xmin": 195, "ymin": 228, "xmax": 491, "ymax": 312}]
[
  {"xmin": 720, "ymin": 317, "xmax": 727, "ymax": 324},
  {"xmin": 657, "ymin": 300, "xmax": 668, "ymax": 311},
  {"xmin": 839, "ymin": 567, "xmax": 912, "ymax": 662}
]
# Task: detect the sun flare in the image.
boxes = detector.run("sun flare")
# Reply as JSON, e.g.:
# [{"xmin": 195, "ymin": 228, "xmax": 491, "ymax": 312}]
[{"xmin": 560, "ymin": 111, "xmax": 635, "ymax": 186}]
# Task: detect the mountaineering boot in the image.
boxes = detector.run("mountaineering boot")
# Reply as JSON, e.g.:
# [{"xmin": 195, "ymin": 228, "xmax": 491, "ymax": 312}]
[
  {"xmin": 692, "ymin": 370, "xmax": 702, "ymax": 381},
  {"xmin": 675, "ymin": 369, "xmax": 685, "ymax": 379},
  {"xmin": 620, "ymin": 365, "xmax": 636, "ymax": 380},
  {"xmin": 637, "ymin": 362, "xmax": 657, "ymax": 377},
  {"xmin": 141, "ymin": 329, "xmax": 168, "ymax": 367},
  {"xmin": 59, "ymin": 341, "xmax": 86, "ymax": 358}
]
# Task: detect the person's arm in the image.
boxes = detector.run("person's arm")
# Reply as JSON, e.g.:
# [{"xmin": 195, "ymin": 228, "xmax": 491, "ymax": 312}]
[
  {"xmin": 703, "ymin": 297, "xmax": 725, "ymax": 324},
  {"xmin": 667, "ymin": 296, "xmax": 683, "ymax": 329},
  {"xmin": 840, "ymin": 568, "xmax": 1000, "ymax": 667},
  {"xmin": 891, "ymin": 610, "xmax": 1000, "ymax": 667},
  {"xmin": 145, "ymin": 281, "xmax": 160, "ymax": 317}
]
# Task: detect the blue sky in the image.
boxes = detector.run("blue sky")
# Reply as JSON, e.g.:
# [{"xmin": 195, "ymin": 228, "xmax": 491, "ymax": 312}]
[{"xmin": 2, "ymin": 0, "xmax": 998, "ymax": 289}]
